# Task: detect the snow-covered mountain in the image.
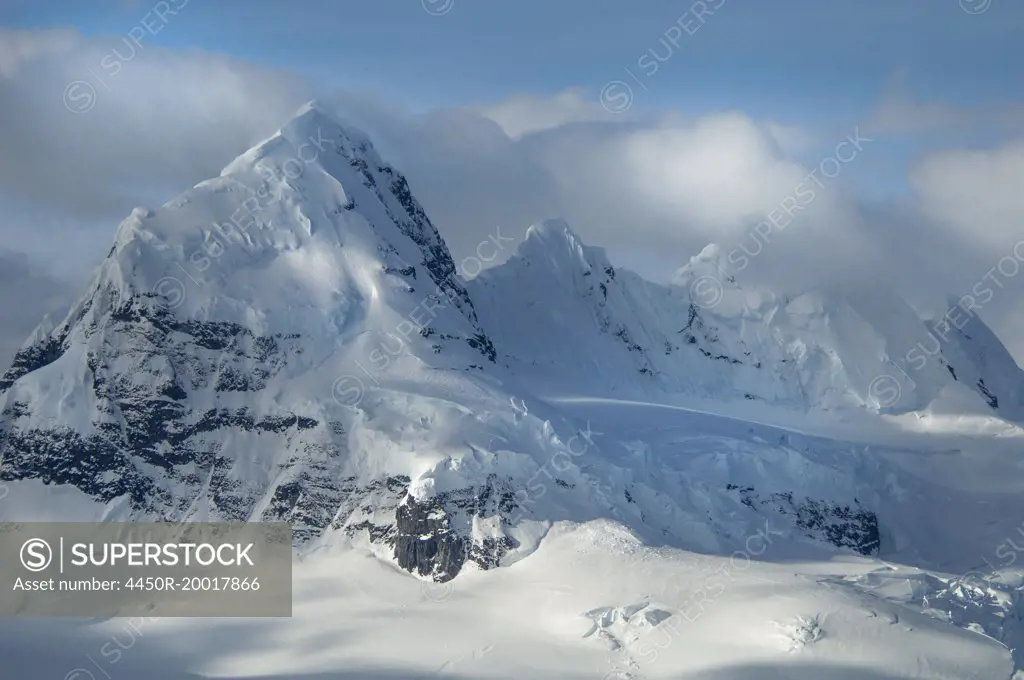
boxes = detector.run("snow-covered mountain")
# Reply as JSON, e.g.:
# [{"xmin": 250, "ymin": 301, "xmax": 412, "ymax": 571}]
[
  {"xmin": 471, "ymin": 218, "xmax": 1024, "ymax": 419},
  {"xmin": 4, "ymin": 102, "xmax": 1024, "ymax": 677},
  {"xmin": 0, "ymin": 101, "xmax": 514, "ymax": 579}
]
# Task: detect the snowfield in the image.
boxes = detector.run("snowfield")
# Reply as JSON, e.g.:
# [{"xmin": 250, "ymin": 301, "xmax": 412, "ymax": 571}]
[
  {"xmin": 0, "ymin": 514, "xmax": 1016, "ymax": 678},
  {"xmin": 3, "ymin": 102, "xmax": 1024, "ymax": 678}
]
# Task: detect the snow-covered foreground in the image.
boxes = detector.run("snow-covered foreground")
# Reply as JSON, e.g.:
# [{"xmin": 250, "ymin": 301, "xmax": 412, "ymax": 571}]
[
  {"xmin": 0, "ymin": 522, "xmax": 1013, "ymax": 679},
  {"xmin": 4, "ymin": 396, "xmax": 1024, "ymax": 679}
]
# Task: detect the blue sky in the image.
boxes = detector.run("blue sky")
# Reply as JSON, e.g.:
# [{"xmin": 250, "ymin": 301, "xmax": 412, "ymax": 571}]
[{"xmin": 4, "ymin": 0, "xmax": 1022, "ymax": 118}]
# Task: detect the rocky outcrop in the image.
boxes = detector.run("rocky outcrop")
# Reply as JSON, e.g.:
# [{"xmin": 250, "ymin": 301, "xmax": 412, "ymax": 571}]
[
  {"xmin": 393, "ymin": 495, "xmax": 469, "ymax": 581},
  {"xmin": 0, "ymin": 331, "xmax": 69, "ymax": 392},
  {"xmin": 342, "ymin": 474, "xmax": 519, "ymax": 582},
  {"xmin": 263, "ymin": 468, "xmax": 520, "ymax": 582},
  {"xmin": 729, "ymin": 485, "xmax": 880, "ymax": 555}
]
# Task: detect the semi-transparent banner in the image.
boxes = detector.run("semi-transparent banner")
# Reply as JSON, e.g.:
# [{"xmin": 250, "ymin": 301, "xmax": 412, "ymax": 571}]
[{"xmin": 0, "ymin": 522, "xmax": 291, "ymax": 617}]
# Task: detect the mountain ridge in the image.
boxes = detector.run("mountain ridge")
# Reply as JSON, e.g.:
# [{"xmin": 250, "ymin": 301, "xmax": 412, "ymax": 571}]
[{"xmin": 472, "ymin": 218, "xmax": 1024, "ymax": 419}]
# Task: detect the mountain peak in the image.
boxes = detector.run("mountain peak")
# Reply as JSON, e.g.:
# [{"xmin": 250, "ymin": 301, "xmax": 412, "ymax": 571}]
[
  {"xmin": 82, "ymin": 97, "xmax": 485, "ymax": 335},
  {"xmin": 220, "ymin": 100, "xmax": 379, "ymax": 180},
  {"xmin": 524, "ymin": 217, "xmax": 577, "ymax": 243},
  {"xmin": 514, "ymin": 218, "xmax": 611, "ymax": 279},
  {"xmin": 671, "ymin": 242, "xmax": 735, "ymax": 287},
  {"xmin": 3, "ymin": 99, "xmax": 496, "ymax": 398},
  {"xmin": 291, "ymin": 98, "xmax": 334, "ymax": 119}
]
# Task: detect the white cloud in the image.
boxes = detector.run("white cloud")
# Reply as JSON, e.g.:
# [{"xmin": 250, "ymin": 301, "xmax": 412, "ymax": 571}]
[
  {"xmin": 911, "ymin": 140, "xmax": 1024, "ymax": 252},
  {"xmin": 328, "ymin": 96, "xmax": 852, "ymax": 280},
  {"xmin": 476, "ymin": 87, "xmax": 618, "ymax": 139},
  {"xmin": 0, "ymin": 28, "xmax": 79, "ymax": 77},
  {"xmin": 574, "ymin": 113, "xmax": 807, "ymax": 231},
  {"xmin": 0, "ymin": 29, "xmax": 312, "ymax": 274},
  {"xmin": 0, "ymin": 250, "xmax": 75, "ymax": 368},
  {"xmin": 903, "ymin": 140, "xmax": 1024, "ymax": 358}
]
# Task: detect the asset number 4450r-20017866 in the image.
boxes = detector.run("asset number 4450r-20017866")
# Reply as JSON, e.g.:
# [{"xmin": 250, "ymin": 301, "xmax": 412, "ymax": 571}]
[{"xmin": 124, "ymin": 576, "xmax": 261, "ymax": 591}]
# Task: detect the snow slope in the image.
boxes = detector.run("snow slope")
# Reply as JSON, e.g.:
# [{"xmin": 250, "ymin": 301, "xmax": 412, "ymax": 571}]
[{"xmin": 3, "ymin": 102, "xmax": 1024, "ymax": 677}]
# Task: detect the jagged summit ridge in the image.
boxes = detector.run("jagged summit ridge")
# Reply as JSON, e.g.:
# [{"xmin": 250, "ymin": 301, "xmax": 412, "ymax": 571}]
[
  {"xmin": 472, "ymin": 218, "xmax": 1024, "ymax": 417},
  {"xmin": 99, "ymin": 101, "xmax": 480, "ymax": 331}
]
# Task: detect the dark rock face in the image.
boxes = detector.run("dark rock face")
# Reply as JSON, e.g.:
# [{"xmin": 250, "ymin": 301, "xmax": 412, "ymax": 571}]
[
  {"xmin": 252, "ymin": 471, "xmax": 522, "ymax": 582},
  {"xmin": 0, "ymin": 287, "xmax": 319, "ymax": 517},
  {"xmin": 394, "ymin": 496, "xmax": 469, "ymax": 581},
  {"xmin": 731, "ymin": 486, "xmax": 880, "ymax": 555},
  {"xmin": 265, "ymin": 469, "xmax": 521, "ymax": 582},
  {"xmin": 0, "ymin": 331, "xmax": 69, "ymax": 392},
  {"xmin": 977, "ymin": 379, "xmax": 999, "ymax": 409},
  {"xmin": 334, "ymin": 475, "xmax": 413, "ymax": 544},
  {"xmin": 466, "ymin": 333, "xmax": 497, "ymax": 363},
  {"xmin": 385, "ymin": 475, "xmax": 520, "ymax": 582},
  {"xmin": 789, "ymin": 496, "xmax": 880, "ymax": 555}
]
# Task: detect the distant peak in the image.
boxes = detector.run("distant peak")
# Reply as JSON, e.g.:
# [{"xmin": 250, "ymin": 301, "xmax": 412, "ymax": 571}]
[
  {"xmin": 696, "ymin": 243, "xmax": 723, "ymax": 261},
  {"xmin": 524, "ymin": 218, "xmax": 579, "ymax": 244},
  {"xmin": 513, "ymin": 218, "xmax": 613, "ymax": 280},
  {"xmin": 672, "ymin": 242, "xmax": 734, "ymax": 285},
  {"xmin": 520, "ymin": 219, "xmax": 592, "ymax": 259}
]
